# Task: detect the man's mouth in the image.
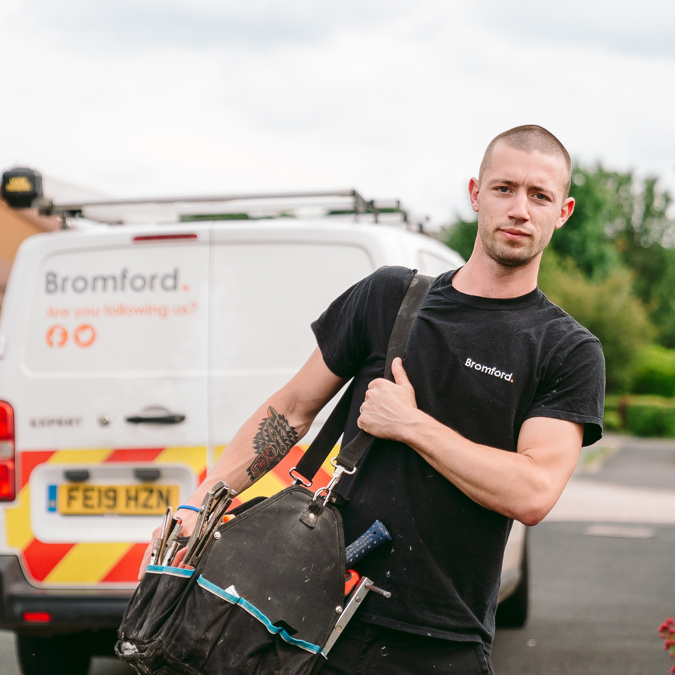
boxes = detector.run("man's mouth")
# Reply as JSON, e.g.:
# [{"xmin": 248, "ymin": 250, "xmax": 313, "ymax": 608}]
[{"xmin": 500, "ymin": 228, "xmax": 530, "ymax": 241}]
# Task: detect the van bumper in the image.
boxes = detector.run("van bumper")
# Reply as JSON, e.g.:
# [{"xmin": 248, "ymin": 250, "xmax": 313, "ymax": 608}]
[{"xmin": 0, "ymin": 555, "xmax": 131, "ymax": 636}]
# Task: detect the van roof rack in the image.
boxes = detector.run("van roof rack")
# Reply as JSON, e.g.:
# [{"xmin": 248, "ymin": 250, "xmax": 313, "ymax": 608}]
[{"xmin": 39, "ymin": 189, "xmax": 409, "ymax": 227}]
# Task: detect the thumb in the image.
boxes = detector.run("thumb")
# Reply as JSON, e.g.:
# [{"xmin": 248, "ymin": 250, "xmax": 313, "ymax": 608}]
[{"xmin": 391, "ymin": 357, "xmax": 411, "ymax": 386}]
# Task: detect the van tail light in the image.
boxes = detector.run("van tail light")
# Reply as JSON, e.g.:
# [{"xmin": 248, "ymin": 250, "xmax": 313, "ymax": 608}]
[
  {"xmin": 0, "ymin": 402, "xmax": 16, "ymax": 501},
  {"xmin": 22, "ymin": 611, "xmax": 51, "ymax": 624}
]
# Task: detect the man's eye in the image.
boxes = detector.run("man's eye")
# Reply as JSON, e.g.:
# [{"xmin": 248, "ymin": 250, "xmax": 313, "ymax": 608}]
[
  {"xmin": 533, "ymin": 193, "xmax": 550, "ymax": 201},
  {"xmin": 496, "ymin": 186, "xmax": 510, "ymax": 193}
]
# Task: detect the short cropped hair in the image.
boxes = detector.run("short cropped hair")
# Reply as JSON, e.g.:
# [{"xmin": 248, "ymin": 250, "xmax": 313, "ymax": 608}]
[{"xmin": 479, "ymin": 125, "xmax": 572, "ymax": 198}]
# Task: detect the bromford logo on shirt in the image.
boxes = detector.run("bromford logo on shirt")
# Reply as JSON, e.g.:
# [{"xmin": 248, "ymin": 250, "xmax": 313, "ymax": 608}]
[
  {"xmin": 465, "ymin": 357, "xmax": 514, "ymax": 383},
  {"xmin": 45, "ymin": 268, "xmax": 180, "ymax": 294}
]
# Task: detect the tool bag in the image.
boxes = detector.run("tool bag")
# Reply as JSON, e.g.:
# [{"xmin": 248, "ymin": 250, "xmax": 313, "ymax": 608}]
[{"xmin": 115, "ymin": 272, "xmax": 434, "ymax": 675}]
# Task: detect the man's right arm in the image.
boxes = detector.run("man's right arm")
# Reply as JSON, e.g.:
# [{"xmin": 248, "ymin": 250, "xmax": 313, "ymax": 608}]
[{"xmin": 138, "ymin": 347, "xmax": 347, "ymax": 576}]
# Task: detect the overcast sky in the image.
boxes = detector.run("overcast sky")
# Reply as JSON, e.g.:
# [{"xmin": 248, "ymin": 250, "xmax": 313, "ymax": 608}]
[{"xmin": 2, "ymin": 0, "xmax": 675, "ymax": 225}]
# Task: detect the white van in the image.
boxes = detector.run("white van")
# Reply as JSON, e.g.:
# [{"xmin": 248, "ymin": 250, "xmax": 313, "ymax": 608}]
[{"xmin": 0, "ymin": 192, "xmax": 527, "ymax": 674}]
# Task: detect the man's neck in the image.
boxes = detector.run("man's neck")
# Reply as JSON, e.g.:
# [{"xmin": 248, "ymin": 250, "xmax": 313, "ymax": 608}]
[{"xmin": 452, "ymin": 254, "xmax": 540, "ymax": 299}]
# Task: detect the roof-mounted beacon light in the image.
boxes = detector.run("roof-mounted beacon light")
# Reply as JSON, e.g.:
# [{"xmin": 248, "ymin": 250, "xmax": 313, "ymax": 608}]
[{"xmin": 1, "ymin": 167, "xmax": 43, "ymax": 209}]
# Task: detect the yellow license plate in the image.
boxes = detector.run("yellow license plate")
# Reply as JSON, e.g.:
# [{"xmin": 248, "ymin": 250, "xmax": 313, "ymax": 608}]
[{"xmin": 57, "ymin": 484, "xmax": 179, "ymax": 515}]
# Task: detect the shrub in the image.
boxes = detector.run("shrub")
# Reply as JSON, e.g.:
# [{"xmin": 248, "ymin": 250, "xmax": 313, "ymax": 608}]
[
  {"xmin": 602, "ymin": 409, "xmax": 622, "ymax": 432},
  {"xmin": 631, "ymin": 345, "xmax": 675, "ymax": 396},
  {"xmin": 602, "ymin": 395, "xmax": 622, "ymax": 431},
  {"xmin": 621, "ymin": 396, "xmax": 675, "ymax": 438},
  {"xmin": 443, "ymin": 219, "xmax": 477, "ymax": 261},
  {"xmin": 539, "ymin": 252, "xmax": 654, "ymax": 393}
]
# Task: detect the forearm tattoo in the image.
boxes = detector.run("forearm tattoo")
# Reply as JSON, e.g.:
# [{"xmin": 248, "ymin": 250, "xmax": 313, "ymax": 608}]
[{"xmin": 247, "ymin": 407, "xmax": 299, "ymax": 481}]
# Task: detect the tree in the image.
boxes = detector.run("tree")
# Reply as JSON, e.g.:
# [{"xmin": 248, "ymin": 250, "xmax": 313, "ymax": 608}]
[
  {"xmin": 627, "ymin": 244, "xmax": 675, "ymax": 347},
  {"xmin": 598, "ymin": 170, "xmax": 675, "ymax": 346},
  {"xmin": 550, "ymin": 166, "xmax": 622, "ymax": 280},
  {"xmin": 538, "ymin": 250, "xmax": 654, "ymax": 393},
  {"xmin": 443, "ymin": 218, "xmax": 476, "ymax": 262}
]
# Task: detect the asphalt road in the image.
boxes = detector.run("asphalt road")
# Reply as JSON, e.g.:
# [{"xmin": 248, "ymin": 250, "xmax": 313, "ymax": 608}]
[
  {"xmin": 492, "ymin": 521, "xmax": 674, "ymax": 674},
  {"xmin": 1, "ymin": 434, "xmax": 674, "ymax": 674},
  {"xmin": 492, "ymin": 435, "xmax": 675, "ymax": 675}
]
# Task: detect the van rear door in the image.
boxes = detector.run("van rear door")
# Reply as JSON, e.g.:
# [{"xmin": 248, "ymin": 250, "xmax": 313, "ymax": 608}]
[
  {"xmin": 208, "ymin": 225, "xmax": 377, "ymax": 502},
  {"xmin": 0, "ymin": 227, "xmax": 210, "ymax": 588}
]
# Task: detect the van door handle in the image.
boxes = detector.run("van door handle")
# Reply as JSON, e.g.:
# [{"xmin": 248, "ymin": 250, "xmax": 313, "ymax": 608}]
[
  {"xmin": 125, "ymin": 414, "xmax": 186, "ymax": 425},
  {"xmin": 125, "ymin": 407, "xmax": 186, "ymax": 425}
]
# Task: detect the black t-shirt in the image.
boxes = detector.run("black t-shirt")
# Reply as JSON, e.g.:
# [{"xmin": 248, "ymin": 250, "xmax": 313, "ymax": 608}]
[{"xmin": 311, "ymin": 266, "xmax": 605, "ymax": 650}]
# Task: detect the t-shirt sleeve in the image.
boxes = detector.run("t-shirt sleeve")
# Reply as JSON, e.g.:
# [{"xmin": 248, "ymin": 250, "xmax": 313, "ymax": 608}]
[
  {"xmin": 311, "ymin": 266, "xmax": 415, "ymax": 379},
  {"xmin": 525, "ymin": 337, "xmax": 606, "ymax": 446}
]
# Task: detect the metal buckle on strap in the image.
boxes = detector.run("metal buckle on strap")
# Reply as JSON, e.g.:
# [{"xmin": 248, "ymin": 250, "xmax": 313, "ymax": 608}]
[
  {"xmin": 289, "ymin": 467, "xmax": 313, "ymax": 487},
  {"xmin": 313, "ymin": 459, "xmax": 356, "ymax": 506}
]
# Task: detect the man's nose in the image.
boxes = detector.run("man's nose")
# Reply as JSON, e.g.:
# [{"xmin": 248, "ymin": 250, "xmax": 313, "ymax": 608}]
[{"xmin": 508, "ymin": 190, "xmax": 529, "ymax": 221}]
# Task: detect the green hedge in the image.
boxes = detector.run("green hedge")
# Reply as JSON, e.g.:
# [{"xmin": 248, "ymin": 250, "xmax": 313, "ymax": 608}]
[
  {"xmin": 630, "ymin": 345, "xmax": 675, "ymax": 396},
  {"xmin": 618, "ymin": 395, "xmax": 675, "ymax": 437},
  {"xmin": 602, "ymin": 394, "xmax": 622, "ymax": 431}
]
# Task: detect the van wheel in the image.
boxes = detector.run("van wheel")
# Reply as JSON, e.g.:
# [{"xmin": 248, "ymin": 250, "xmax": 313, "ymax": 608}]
[
  {"xmin": 495, "ymin": 539, "xmax": 529, "ymax": 628},
  {"xmin": 16, "ymin": 634, "xmax": 92, "ymax": 675}
]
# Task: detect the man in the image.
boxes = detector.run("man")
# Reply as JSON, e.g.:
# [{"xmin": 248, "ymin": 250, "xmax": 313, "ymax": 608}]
[{"xmin": 141, "ymin": 125, "xmax": 605, "ymax": 674}]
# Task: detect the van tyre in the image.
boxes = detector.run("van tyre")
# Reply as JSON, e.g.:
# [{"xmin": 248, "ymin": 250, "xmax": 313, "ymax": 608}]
[
  {"xmin": 16, "ymin": 634, "xmax": 92, "ymax": 675},
  {"xmin": 495, "ymin": 539, "xmax": 529, "ymax": 628}
]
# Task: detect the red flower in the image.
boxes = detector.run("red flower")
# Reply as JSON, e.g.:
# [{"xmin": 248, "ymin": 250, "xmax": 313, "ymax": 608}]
[
  {"xmin": 661, "ymin": 620, "xmax": 675, "ymax": 633},
  {"xmin": 660, "ymin": 618, "xmax": 675, "ymax": 671}
]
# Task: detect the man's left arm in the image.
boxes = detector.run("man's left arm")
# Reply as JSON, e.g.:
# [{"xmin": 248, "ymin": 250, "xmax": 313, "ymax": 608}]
[{"xmin": 358, "ymin": 357, "xmax": 583, "ymax": 526}]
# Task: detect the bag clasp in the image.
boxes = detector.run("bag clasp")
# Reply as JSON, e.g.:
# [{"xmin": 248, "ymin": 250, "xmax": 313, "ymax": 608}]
[
  {"xmin": 313, "ymin": 460, "xmax": 356, "ymax": 507},
  {"xmin": 289, "ymin": 467, "xmax": 313, "ymax": 487}
]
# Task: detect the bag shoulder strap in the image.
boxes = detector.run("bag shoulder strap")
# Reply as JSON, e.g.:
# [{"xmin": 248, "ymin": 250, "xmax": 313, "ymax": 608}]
[{"xmin": 293, "ymin": 272, "xmax": 434, "ymax": 482}]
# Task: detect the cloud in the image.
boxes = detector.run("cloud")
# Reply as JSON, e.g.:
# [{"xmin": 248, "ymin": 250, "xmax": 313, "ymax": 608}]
[
  {"xmin": 11, "ymin": 0, "xmax": 412, "ymax": 53},
  {"xmin": 476, "ymin": 0, "xmax": 675, "ymax": 60},
  {"xmin": 1, "ymin": 1, "xmax": 675, "ymax": 225}
]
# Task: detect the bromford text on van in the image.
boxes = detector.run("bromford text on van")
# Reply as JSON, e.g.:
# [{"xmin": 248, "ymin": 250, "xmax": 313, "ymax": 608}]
[{"xmin": 0, "ymin": 191, "xmax": 529, "ymax": 674}]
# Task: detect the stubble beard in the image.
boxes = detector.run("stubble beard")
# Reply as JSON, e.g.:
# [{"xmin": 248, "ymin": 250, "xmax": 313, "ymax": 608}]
[{"xmin": 479, "ymin": 226, "xmax": 550, "ymax": 270}]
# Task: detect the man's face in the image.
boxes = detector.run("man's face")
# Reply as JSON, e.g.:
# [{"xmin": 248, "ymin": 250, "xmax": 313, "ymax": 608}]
[{"xmin": 469, "ymin": 141, "xmax": 574, "ymax": 268}]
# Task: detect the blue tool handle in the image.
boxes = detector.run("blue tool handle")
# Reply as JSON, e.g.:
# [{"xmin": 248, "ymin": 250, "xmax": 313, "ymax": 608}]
[{"xmin": 345, "ymin": 520, "xmax": 392, "ymax": 567}]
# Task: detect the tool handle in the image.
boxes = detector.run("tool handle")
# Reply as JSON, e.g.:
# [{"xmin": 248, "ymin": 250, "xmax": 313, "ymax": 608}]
[
  {"xmin": 344, "ymin": 570, "xmax": 360, "ymax": 595},
  {"xmin": 345, "ymin": 520, "xmax": 391, "ymax": 567}
]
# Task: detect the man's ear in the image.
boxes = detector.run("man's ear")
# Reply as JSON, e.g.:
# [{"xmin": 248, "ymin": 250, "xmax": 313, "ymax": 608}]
[
  {"xmin": 555, "ymin": 197, "xmax": 575, "ymax": 230},
  {"xmin": 468, "ymin": 177, "xmax": 480, "ymax": 213}
]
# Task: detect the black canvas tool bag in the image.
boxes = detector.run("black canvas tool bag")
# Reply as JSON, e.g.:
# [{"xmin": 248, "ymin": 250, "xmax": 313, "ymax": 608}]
[{"xmin": 115, "ymin": 272, "xmax": 434, "ymax": 675}]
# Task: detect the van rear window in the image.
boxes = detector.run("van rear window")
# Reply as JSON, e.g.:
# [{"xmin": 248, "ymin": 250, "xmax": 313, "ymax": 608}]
[{"xmin": 210, "ymin": 242, "xmax": 374, "ymax": 372}]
